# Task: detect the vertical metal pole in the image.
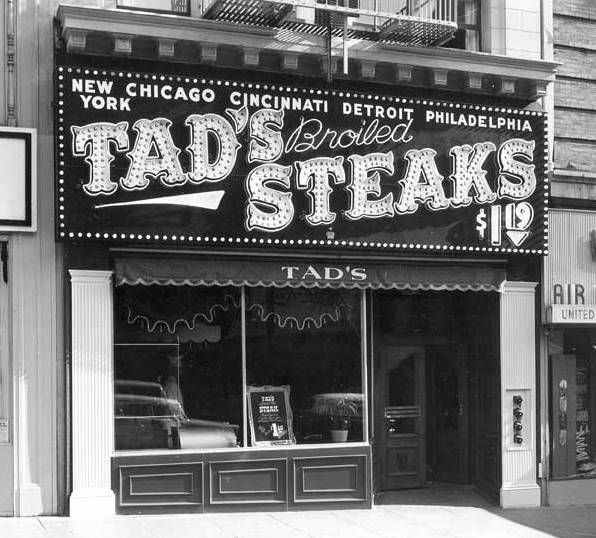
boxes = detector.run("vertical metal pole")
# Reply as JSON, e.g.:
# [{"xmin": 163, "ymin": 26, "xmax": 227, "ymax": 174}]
[
  {"xmin": 370, "ymin": 290, "xmax": 375, "ymax": 443},
  {"xmin": 241, "ymin": 286, "xmax": 248, "ymax": 448},
  {"xmin": 326, "ymin": 14, "xmax": 333, "ymax": 84},
  {"xmin": 374, "ymin": 0, "xmax": 378, "ymax": 31},
  {"xmin": 361, "ymin": 289, "xmax": 369, "ymax": 443},
  {"xmin": 6, "ymin": 0, "xmax": 16, "ymax": 126},
  {"xmin": 176, "ymin": 335, "xmax": 181, "ymax": 396},
  {"xmin": 343, "ymin": 15, "xmax": 349, "ymax": 75}
]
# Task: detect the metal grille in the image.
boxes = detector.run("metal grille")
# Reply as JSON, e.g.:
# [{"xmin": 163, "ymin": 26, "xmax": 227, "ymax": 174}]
[
  {"xmin": 379, "ymin": 17, "xmax": 455, "ymax": 46},
  {"xmin": 202, "ymin": 0, "xmax": 293, "ymax": 26}
]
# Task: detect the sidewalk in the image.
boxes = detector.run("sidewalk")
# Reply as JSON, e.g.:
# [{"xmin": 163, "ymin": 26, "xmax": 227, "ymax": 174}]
[{"xmin": 2, "ymin": 503, "xmax": 596, "ymax": 538}]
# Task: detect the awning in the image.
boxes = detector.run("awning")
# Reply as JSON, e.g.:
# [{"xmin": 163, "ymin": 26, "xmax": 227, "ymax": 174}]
[{"xmin": 114, "ymin": 256, "xmax": 505, "ymax": 292}]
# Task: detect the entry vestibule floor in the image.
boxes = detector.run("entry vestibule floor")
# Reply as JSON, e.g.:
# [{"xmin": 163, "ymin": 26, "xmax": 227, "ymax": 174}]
[{"xmin": 375, "ymin": 484, "xmax": 494, "ymax": 507}]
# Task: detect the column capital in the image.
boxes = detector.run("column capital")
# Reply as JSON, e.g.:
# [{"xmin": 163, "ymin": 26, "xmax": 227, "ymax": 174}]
[
  {"xmin": 69, "ymin": 270, "xmax": 113, "ymax": 284},
  {"xmin": 501, "ymin": 281, "xmax": 537, "ymax": 294}
]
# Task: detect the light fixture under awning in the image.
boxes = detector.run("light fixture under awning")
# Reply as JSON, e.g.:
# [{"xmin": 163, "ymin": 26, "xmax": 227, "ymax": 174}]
[{"xmin": 114, "ymin": 256, "xmax": 505, "ymax": 292}]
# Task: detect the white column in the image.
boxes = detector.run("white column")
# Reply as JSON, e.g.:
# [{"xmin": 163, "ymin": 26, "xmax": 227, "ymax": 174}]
[
  {"xmin": 500, "ymin": 281, "xmax": 541, "ymax": 508},
  {"xmin": 69, "ymin": 270, "xmax": 115, "ymax": 518}
]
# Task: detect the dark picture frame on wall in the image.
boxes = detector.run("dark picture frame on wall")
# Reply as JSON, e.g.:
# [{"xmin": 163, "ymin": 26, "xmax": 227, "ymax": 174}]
[{"xmin": 247, "ymin": 385, "xmax": 295, "ymax": 446}]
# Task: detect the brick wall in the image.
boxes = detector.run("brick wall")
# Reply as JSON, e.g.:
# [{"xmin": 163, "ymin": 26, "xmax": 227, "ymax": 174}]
[
  {"xmin": 555, "ymin": 80, "xmax": 596, "ymax": 110},
  {"xmin": 555, "ymin": 110, "xmax": 596, "ymax": 140},
  {"xmin": 554, "ymin": 48, "xmax": 596, "ymax": 79},
  {"xmin": 553, "ymin": 1, "xmax": 596, "ymax": 172},
  {"xmin": 554, "ymin": 0, "xmax": 596, "ymax": 19},
  {"xmin": 555, "ymin": 141, "xmax": 596, "ymax": 171}
]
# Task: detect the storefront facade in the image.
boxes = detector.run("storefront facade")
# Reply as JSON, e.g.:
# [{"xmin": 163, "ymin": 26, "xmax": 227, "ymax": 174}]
[
  {"xmin": 57, "ymin": 43, "xmax": 549, "ymax": 515},
  {"xmin": 543, "ymin": 209, "xmax": 596, "ymax": 505}
]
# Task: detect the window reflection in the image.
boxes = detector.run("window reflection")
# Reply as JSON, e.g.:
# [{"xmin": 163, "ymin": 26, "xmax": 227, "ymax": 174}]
[
  {"xmin": 245, "ymin": 287, "xmax": 363, "ymax": 445},
  {"xmin": 113, "ymin": 285, "xmax": 364, "ymax": 451},
  {"xmin": 114, "ymin": 285, "xmax": 242, "ymax": 450}
]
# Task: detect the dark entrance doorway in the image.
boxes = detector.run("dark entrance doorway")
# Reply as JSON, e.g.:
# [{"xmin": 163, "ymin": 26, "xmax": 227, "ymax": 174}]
[
  {"xmin": 426, "ymin": 344, "xmax": 469, "ymax": 484},
  {"xmin": 372, "ymin": 291, "xmax": 501, "ymax": 502}
]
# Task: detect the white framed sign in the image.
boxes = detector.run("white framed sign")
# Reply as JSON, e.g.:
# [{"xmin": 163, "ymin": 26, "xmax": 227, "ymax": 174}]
[
  {"xmin": 548, "ymin": 305, "xmax": 596, "ymax": 324},
  {"xmin": 0, "ymin": 127, "xmax": 36, "ymax": 232}
]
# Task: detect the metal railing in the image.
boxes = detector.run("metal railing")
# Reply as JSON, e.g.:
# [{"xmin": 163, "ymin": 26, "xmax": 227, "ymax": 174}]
[
  {"xmin": 358, "ymin": 0, "xmax": 457, "ymax": 25},
  {"xmin": 357, "ymin": 0, "xmax": 455, "ymax": 22}
]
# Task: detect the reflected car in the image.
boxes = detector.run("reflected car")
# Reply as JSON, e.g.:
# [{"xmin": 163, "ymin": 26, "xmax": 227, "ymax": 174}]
[{"xmin": 115, "ymin": 379, "xmax": 239, "ymax": 450}]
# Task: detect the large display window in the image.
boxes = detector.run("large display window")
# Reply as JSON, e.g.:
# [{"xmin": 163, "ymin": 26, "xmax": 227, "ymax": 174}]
[
  {"xmin": 549, "ymin": 329, "xmax": 596, "ymax": 479},
  {"xmin": 245, "ymin": 287, "xmax": 363, "ymax": 444},
  {"xmin": 113, "ymin": 284, "xmax": 365, "ymax": 451}
]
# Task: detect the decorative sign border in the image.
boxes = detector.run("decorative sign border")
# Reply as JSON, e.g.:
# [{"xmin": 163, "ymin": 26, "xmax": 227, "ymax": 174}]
[
  {"xmin": 55, "ymin": 64, "xmax": 549, "ymax": 255},
  {"xmin": 0, "ymin": 127, "xmax": 36, "ymax": 232}
]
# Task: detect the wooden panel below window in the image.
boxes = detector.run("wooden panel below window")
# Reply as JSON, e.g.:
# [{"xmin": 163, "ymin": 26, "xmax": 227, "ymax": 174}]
[
  {"xmin": 209, "ymin": 459, "xmax": 287, "ymax": 505},
  {"xmin": 293, "ymin": 455, "xmax": 367, "ymax": 503},
  {"xmin": 119, "ymin": 462, "xmax": 202, "ymax": 508},
  {"xmin": 112, "ymin": 446, "xmax": 371, "ymax": 513}
]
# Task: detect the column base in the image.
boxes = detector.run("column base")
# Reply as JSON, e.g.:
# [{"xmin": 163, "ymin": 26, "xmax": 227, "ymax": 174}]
[
  {"xmin": 17, "ymin": 483, "xmax": 43, "ymax": 516},
  {"xmin": 500, "ymin": 483, "xmax": 541, "ymax": 508},
  {"xmin": 70, "ymin": 488, "xmax": 115, "ymax": 518}
]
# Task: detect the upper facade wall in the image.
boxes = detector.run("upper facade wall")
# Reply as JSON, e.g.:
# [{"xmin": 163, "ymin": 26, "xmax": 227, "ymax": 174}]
[
  {"xmin": 67, "ymin": 0, "xmax": 545, "ymax": 60},
  {"xmin": 55, "ymin": 1, "xmax": 555, "ymax": 104},
  {"xmin": 553, "ymin": 0, "xmax": 596, "ymax": 174}
]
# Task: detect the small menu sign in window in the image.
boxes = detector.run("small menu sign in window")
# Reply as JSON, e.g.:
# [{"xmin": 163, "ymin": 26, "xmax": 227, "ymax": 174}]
[{"xmin": 247, "ymin": 385, "xmax": 294, "ymax": 446}]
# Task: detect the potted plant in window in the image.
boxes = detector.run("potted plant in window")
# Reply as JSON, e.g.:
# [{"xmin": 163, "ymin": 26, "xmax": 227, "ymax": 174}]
[{"xmin": 306, "ymin": 393, "xmax": 361, "ymax": 443}]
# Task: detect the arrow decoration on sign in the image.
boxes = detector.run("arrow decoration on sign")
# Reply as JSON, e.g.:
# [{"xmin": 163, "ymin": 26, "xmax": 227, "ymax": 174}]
[
  {"xmin": 95, "ymin": 191, "xmax": 225, "ymax": 211},
  {"xmin": 505, "ymin": 230, "xmax": 530, "ymax": 247}
]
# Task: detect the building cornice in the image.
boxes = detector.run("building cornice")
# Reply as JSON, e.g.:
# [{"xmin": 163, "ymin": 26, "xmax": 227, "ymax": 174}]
[{"xmin": 378, "ymin": 43, "xmax": 558, "ymax": 82}]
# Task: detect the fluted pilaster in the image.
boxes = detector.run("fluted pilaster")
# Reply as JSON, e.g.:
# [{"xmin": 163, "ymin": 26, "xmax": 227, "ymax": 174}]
[
  {"xmin": 499, "ymin": 281, "xmax": 540, "ymax": 508},
  {"xmin": 69, "ymin": 270, "xmax": 114, "ymax": 517}
]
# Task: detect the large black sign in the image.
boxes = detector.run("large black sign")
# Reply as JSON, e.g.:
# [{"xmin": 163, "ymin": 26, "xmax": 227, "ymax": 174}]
[{"xmin": 56, "ymin": 63, "xmax": 548, "ymax": 255}]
